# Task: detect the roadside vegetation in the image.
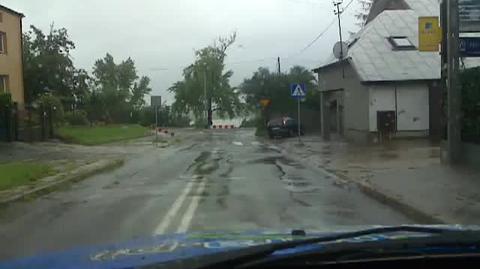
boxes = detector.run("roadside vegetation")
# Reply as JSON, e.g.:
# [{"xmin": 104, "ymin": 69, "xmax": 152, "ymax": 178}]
[
  {"xmin": 240, "ymin": 67, "xmax": 319, "ymax": 136},
  {"xmin": 460, "ymin": 67, "xmax": 480, "ymax": 144},
  {"xmin": 168, "ymin": 32, "xmax": 244, "ymax": 125},
  {"xmin": 0, "ymin": 162, "xmax": 55, "ymax": 191},
  {"xmin": 57, "ymin": 125, "xmax": 149, "ymax": 145},
  {"xmin": 12, "ymin": 24, "xmax": 187, "ymax": 145}
]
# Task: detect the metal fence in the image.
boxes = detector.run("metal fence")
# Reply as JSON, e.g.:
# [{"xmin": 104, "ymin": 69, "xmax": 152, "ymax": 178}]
[{"xmin": 0, "ymin": 103, "xmax": 54, "ymax": 143}]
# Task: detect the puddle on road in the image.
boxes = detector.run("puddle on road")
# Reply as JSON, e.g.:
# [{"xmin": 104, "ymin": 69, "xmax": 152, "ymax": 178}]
[
  {"xmin": 195, "ymin": 151, "xmax": 212, "ymax": 163},
  {"xmin": 249, "ymin": 156, "xmax": 301, "ymax": 168},
  {"xmin": 184, "ymin": 151, "xmax": 223, "ymax": 176},
  {"xmin": 378, "ymin": 152, "xmax": 399, "ymax": 159},
  {"xmin": 179, "ymin": 143, "xmax": 198, "ymax": 152},
  {"xmin": 282, "ymin": 176, "xmax": 318, "ymax": 193},
  {"xmin": 289, "ymin": 193, "xmax": 312, "ymax": 207},
  {"xmin": 255, "ymin": 144, "xmax": 282, "ymax": 154}
]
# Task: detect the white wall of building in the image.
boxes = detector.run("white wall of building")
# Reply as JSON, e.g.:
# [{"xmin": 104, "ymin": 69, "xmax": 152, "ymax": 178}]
[
  {"xmin": 396, "ymin": 84, "xmax": 429, "ymax": 131},
  {"xmin": 369, "ymin": 83, "xmax": 429, "ymax": 133}
]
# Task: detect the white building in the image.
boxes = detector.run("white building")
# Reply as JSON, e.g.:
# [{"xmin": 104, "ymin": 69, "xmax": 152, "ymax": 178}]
[{"xmin": 313, "ymin": 0, "xmax": 442, "ymax": 144}]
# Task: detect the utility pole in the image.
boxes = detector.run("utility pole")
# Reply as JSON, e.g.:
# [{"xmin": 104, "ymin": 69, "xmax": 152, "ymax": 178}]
[
  {"xmin": 334, "ymin": 0, "xmax": 345, "ymax": 78},
  {"xmin": 445, "ymin": 0, "xmax": 462, "ymax": 163},
  {"xmin": 277, "ymin": 57, "xmax": 281, "ymax": 74},
  {"xmin": 333, "ymin": 0, "xmax": 344, "ymax": 59}
]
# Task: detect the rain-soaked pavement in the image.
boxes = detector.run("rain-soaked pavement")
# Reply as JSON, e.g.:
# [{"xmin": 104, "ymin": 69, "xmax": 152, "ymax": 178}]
[{"xmin": 0, "ymin": 129, "xmax": 413, "ymax": 260}]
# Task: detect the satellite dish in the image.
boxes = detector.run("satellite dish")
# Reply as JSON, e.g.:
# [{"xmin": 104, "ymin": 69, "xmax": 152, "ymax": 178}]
[{"xmin": 333, "ymin": 41, "xmax": 348, "ymax": 59}]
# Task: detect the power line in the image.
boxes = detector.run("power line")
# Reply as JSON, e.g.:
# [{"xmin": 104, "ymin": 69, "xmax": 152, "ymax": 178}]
[
  {"xmin": 150, "ymin": 0, "xmax": 357, "ymax": 71},
  {"xmin": 298, "ymin": 0, "xmax": 355, "ymax": 53},
  {"xmin": 299, "ymin": 18, "xmax": 337, "ymax": 53},
  {"xmin": 226, "ymin": 57, "xmax": 277, "ymax": 65}
]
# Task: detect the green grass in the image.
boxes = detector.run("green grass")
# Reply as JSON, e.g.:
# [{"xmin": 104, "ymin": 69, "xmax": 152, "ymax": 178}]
[
  {"xmin": 58, "ymin": 124, "xmax": 149, "ymax": 145},
  {"xmin": 0, "ymin": 162, "xmax": 55, "ymax": 191}
]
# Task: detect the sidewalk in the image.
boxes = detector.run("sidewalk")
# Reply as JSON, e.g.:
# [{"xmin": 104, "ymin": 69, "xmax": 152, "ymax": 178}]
[{"xmin": 274, "ymin": 135, "xmax": 480, "ymax": 224}]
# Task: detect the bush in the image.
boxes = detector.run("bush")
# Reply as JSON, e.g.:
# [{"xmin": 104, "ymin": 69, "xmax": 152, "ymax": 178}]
[
  {"xmin": 240, "ymin": 118, "xmax": 257, "ymax": 128},
  {"xmin": 37, "ymin": 93, "xmax": 64, "ymax": 123},
  {"xmin": 254, "ymin": 117, "xmax": 268, "ymax": 137},
  {"xmin": 460, "ymin": 67, "xmax": 480, "ymax": 143},
  {"xmin": 64, "ymin": 110, "xmax": 89, "ymax": 126},
  {"xmin": 138, "ymin": 107, "xmax": 153, "ymax": 127},
  {"xmin": 139, "ymin": 106, "xmax": 191, "ymax": 127},
  {"xmin": 193, "ymin": 118, "xmax": 208, "ymax": 129}
]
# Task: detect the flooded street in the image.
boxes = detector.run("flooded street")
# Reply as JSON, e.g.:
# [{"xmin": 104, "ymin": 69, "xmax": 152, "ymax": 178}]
[{"xmin": 0, "ymin": 129, "xmax": 413, "ymax": 260}]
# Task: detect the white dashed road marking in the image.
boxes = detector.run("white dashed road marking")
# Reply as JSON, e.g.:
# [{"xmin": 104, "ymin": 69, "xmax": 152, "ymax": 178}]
[
  {"xmin": 177, "ymin": 181, "xmax": 207, "ymax": 233},
  {"xmin": 233, "ymin": 141, "xmax": 244, "ymax": 146},
  {"xmin": 155, "ymin": 174, "xmax": 208, "ymax": 234},
  {"xmin": 154, "ymin": 181, "xmax": 194, "ymax": 235}
]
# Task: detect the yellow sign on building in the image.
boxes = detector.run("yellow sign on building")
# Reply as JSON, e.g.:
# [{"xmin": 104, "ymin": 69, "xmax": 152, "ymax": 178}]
[{"xmin": 419, "ymin": 16, "xmax": 442, "ymax": 52}]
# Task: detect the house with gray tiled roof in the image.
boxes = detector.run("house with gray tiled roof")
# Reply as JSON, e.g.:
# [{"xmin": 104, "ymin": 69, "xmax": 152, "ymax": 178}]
[{"xmin": 313, "ymin": 0, "xmax": 442, "ymax": 144}]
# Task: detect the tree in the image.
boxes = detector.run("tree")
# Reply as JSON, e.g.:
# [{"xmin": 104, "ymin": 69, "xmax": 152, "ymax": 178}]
[
  {"xmin": 23, "ymin": 24, "xmax": 87, "ymax": 107},
  {"xmin": 169, "ymin": 33, "xmax": 242, "ymax": 125},
  {"xmin": 91, "ymin": 53, "xmax": 151, "ymax": 123},
  {"xmin": 131, "ymin": 76, "xmax": 152, "ymax": 111},
  {"xmin": 241, "ymin": 66, "xmax": 317, "ymax": 116},
  {"xmin": 355, "ymin": 0, "xmax": 373, "ymax": 28}
]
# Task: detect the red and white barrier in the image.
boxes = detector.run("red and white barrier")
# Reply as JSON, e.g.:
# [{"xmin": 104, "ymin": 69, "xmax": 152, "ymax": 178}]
[
  {"xmin": 211, "ymin": 124, "xmax": 236, "ymax": 129},
  {"xmin": 153, "ymin": 127, "xmax": 175, "ymax": 136}
]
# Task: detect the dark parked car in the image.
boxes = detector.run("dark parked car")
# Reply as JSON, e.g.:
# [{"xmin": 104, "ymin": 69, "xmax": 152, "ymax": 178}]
[{"xmin": 267, "ymin": 117, "xmax": 304, "ymax": 138}]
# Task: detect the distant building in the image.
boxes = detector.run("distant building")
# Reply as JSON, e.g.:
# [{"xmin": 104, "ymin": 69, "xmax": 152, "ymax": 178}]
[
  {"xmin": 313, "ymin": 0, "xmax": 442, "ymax": 144},
  {"xmin": 0, "ymin": 4, "xmax": 25, "ymax": 106}
]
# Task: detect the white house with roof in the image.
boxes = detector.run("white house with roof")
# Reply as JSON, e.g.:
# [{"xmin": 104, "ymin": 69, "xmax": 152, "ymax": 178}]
[{"xmin": 313, "ymin": 0, "xmax": 442, "ymax": 144}]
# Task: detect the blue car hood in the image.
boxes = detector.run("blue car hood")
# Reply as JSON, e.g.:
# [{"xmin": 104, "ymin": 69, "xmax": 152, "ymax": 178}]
[{"xmin": 0, "ymin": 225, "xmax": 475, "ymax": 269}]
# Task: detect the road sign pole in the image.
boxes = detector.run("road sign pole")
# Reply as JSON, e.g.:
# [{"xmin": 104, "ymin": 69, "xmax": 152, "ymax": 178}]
[
  {"xmin": 298, "ymin": 97, "xmax": 301, "ymax": 142},
  {"xmin": 155, "ymin": 105, "xmax": 158, "ymax": 143},
  {"xmin": 291, "ymin": 83, "xmax": 306, "ymax": 143}
]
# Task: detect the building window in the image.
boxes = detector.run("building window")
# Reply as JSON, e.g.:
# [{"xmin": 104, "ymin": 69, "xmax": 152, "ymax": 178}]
[
  {"xmin": 0, "ymin": 12, "xmax": 3, "ymax": 23},
  {"xmin": 388, "ymin": 36, "xmax": 416, "ymax": 50},
  {"xmin": 0, "ymin": 75, "xmax": 9, "ymax": 93},
  {"xmin": 0, "ymin": 32, "xmax": 6, "ymax": 54}
]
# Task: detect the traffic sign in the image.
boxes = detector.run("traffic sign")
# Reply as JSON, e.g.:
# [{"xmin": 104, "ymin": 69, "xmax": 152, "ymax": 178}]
[
  {"xmin": 259, "ymin": 99, "xmax": 271, "ymax": 108},
  {"xmin": 459, "ymin": 37, "xmax": 480, "ymax": 57},
  {"xmin": 460, "ymin": 0, "xmax": 480, "ymax": 33},
  {"xmin": 290, "ymin": 84, "xmax": 307, "ymax": 99},
  {"xmin": 151, "ymin": 96, "xmax": 162, "ymax": 107}
]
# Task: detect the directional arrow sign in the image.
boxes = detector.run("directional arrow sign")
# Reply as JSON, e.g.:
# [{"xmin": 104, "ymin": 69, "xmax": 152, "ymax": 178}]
[{"xmin": 290, "ymin": 84, "xmax": 307, "ymax": 99}]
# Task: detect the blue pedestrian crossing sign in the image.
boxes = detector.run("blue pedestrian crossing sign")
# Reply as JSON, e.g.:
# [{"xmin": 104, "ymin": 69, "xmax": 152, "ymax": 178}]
[{"xmin": 290, "ymin": 83, "xmax": 307, "ymax": 99}]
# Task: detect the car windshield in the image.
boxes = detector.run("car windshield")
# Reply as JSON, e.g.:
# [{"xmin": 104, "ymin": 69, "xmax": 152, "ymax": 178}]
[{"xmin": 0, "ymin": 0, "xmax": 479, "ymax": 266}]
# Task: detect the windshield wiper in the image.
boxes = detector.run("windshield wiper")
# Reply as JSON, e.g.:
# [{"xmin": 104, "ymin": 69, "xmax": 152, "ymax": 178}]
[{"xmin": 144, "ymin": 226, "xmax": 477, "ymax": 269}]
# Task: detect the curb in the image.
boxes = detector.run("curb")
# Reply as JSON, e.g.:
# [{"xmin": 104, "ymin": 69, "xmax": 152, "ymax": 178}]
[
  {"xmin": 0, "ymin": 158, "xmax": 125, "ymax": 206},
  {"xmin": 276, "ymin": 142, "xmax": 446, "ymax": 224},
  {"xmin": 356, "ymin": 181, "xmax": 446, "ymax": 224}
]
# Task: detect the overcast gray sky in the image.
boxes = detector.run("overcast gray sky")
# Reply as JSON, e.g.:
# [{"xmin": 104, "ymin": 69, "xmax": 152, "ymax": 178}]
[{"xmin": 3, "ymin": 0, "xmax": 360, "ymax": 103}]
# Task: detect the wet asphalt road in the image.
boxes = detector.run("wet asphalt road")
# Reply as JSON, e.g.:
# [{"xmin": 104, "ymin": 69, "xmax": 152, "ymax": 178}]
[{"xmin": 0, "ymin": 129, "xmax": 413, "ymax": 260}]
